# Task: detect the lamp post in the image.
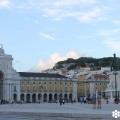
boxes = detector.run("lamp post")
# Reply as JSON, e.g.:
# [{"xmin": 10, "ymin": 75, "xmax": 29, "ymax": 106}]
[{"xmin": 113, "ymin": 54, "xmax": 118, "ymax": 101}]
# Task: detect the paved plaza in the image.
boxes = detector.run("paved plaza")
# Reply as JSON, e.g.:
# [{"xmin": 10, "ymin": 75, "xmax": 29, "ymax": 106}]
[{"xmin": 0, "ymin": 102, "xmax": 120, "ymax": 120}]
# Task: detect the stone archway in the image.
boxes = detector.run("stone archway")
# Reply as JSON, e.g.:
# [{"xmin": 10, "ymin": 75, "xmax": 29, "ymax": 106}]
[
  {"xmin": 38, "ymin": 93, "xmax": 42, "ymax": 100},
  {"xmin": 0, "ymin": 71, "xmax": 4, "ymax": 100},
  {"xmin": 26, "ymin": 94, "xmax": 30, "ymax": 103},
  {"xmin": 69, "ymin": 93, "xmax": 72, "ymax": 101},
  {"xmin": 59, "ymin": 94, "xmax": 63, "ymax": 100},
  {"xmin": 64, "ymin": 93, "xmax": 68, "ymax": 100},
  {"xmin": 49, "ymin": 93, "xmax": 52, "ymax": 101},
  {"xmin": 32, "ymin": 94, "xmax": 36, "ymax": 103},
  {"xmin": 13, "ymin": 94, "xmax": 17, "ymax": 102},
  {"xmin": 20, "ymin": 94, "xmax": 24, "ymax": 101},
  {"xmin": 43, "ymin": 93, "xmax": 47, "ymax": 102},
  {"xmin": 54, "ymin": 93, "xmax": 57, "ymax": 100}
]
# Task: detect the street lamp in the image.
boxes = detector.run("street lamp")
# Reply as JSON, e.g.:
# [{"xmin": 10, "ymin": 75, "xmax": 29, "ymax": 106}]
[{"xmin": 113, "ymin": 54, "xmax": 118, "ymax": 101}]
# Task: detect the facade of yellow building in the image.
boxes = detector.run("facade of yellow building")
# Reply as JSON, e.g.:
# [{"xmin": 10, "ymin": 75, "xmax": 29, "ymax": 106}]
[
  {"xmin": 77, "ymin": 74, "xmax": 109, "ymax": 98},
  {"xmin": 18, "ymin": 72, "xmax": 77, "ymax": 102}
]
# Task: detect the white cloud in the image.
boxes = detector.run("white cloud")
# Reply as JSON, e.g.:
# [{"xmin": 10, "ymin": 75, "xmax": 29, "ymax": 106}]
[
  {"xmin": 99, "ymin": 29, "xmax": 120, "ymax": 36},
  {"xmin": 30, "ymin": 51, "xmax": 80, "ymax": 72},
  {"xmin": 78, "ymin": 6, "xmax": 102, "ymax": 22},
  {"xmin": 39, "ymin": 32, "xmax": 56, "ymax": 40},
  {"xmin": 0, "ymin": 0, "xmax": 11, "ymax": 8},
  {"xmin": 0, "ymin": 0, "xmax": 108, "ymax": 23},
  {"xmin": 112, "ymin": 20, "xmax": 120, "ymax": 24},
  {"xmin": 104, "ymin": 39, "xmax": 120, "ymax": 51}
]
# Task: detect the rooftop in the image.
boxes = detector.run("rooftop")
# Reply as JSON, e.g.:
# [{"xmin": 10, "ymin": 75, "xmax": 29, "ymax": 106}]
[{"xmin": 18, "ymin": 72, "xmax": 67, "ymax": 78}]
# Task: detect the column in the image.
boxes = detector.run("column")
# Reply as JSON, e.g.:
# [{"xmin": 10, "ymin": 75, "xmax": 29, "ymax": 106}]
[
  {"xmin": 41, "ymin": 93, "xmax": 43, "ymax": 102},
  {"xmin": 24, "ymin": 93, "xmax": 26, "ymax": 102},
  {"xmin": 30, "ymin": 93, "xmax": 32, "ymax": 102},
  {"xmin": 73, "ymin": 80, "xmax": 77, "ymax": 101},
  {"xmin": 36, "ymin": 93, "xmax": 38, "ymax": 101},
  {"xmin": 17, "ymin": 82, "xmax": 20, "ymax": 101},
  {"xmin": 47, "ymin": 93, "xmax": 49, "ymax": 102}
]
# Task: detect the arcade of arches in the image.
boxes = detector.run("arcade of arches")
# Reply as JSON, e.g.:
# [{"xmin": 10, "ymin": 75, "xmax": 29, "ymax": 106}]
[{"xmin": 19, "ymin": 93, "xmax": 73, "ymax": 102}]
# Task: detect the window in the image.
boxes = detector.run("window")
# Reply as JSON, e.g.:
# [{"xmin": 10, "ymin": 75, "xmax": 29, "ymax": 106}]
[
  {"xmin": 33, "ymin": 86, "xmax": 35, "ymax": 91},
  {"xmin": 50, "ymin": 86, "xmax": 52, "ymax": 91},
  {"xmin": 55, "ymin": 86, "xmax": 57, "ymax": 91},
  {"xmin": 60, "ymin": 86, "xmax": 62, "ymax": 91},
  {"xmin": 21, "ymin": 86, "xmax": 24, "ymax": 91},
  {"xmin": 21, "ymin": 81, "xmax": 24, "ymax": 85},
  {"xmin": 33, "ymin": 81, "xmax": 35, "ymax": 84},
  {"xmin": 70, "ymin": 86, "xmax": 72, "ymax": 92},
  {"xmin": 39, "ymin": 86, "xmax": 42, "ymax": 91},
  {"xmin": 27, "ymin": 86, "xmax": 30, "ymax": 91},
  {"xmin": 27, "ymin": 81, "xmax": 29, "ymax": 85}
]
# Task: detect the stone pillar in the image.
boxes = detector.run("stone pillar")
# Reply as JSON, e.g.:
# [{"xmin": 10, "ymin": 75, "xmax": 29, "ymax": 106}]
[
  {"xmin": 52, "ymin": 93, "xmax": 54, "ymax": 100},
  {"xmin": 11, "ymin": 83, "xmax": 13, "ymax": 101},
  {"xmin": 30, "ymin": 93, "xmax": 32, "ymax": 102},
  {"xmin": 6, "ymin": 82, "xmax": 10, "ymax": 101},
  {"xmin": 47, "ymin": 93, "xmax": 49, "ymax": 102},
  {"xmin": 36, "ymin": 93, "xmax": 38, "ymax": 101},
  {"xmin": 41, "ymin": 93, "xmax": 43, "ymax": 102},
  {"xmin": 24, "ymin": 93, "xmax": 26, "ymax": 102},
  {"xmin": 17, "ymin": 82, "xmax": 20, "ymax": 101},
  {"xmin": 90, "ymin": 83, "xmax": 94, "ymax": 97},
  {"xmin": 73, "ymin": 80, "xmax": 77, "ymax": 101}
]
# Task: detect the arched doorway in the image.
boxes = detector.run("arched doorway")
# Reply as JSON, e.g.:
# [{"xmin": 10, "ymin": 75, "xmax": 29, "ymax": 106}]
[
  {"xmin": 20, "ymin": 94, "xmax": 24, "ymax": 101},
  {"xmin": 69, "ymin": 94, "xmax": 72, "ymax": 101},
  {"xmin": 49, "ymin": 94, "xmax": 52, "ymax": 101},
  {"xmin": 38, "ymin": 93, "xmax": 42, "ymax": 100},
  {"xmin": 59, "ymin": 94, "xmax": 62, "ymax": 100},
  {"xmin": 54, "ymin": 93, "xmax": 57, "ymax": 100},
  {"xmin": 26, "ymin": 94, "xmax": 30, "ymax": 103},
  {"xmin": 13, "ymin": 94, "xmax": 17, "ymax": 102},
  {"xmin": 0, "ymin": 71, "xmax": 4, "ymax": 100},
  {"xmin": 43, "ymin": 93, "xmax": 47, "ymax": 102},
  {"xmin": 32, "ymin": 94, "xmax": 36, "ymax": 103},
  {"xmin": 64, "ymin": 94, "xmax": 68, "ymax": 100}
]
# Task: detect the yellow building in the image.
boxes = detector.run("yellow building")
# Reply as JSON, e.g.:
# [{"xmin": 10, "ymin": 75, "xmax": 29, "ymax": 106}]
[
  {"xmin": 77, "ymin": 75, "xmax": 90, "ymax": 98},
  {"xmin": 77, "ymin": 74, "xmax": 109, "ymax": 98},
  {"xmin": 19, "ymin": 72, "xmax": 77, "ymax": 102}
]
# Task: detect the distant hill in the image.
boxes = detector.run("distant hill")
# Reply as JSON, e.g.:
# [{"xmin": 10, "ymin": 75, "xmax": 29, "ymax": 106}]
[{"xmin": 53, "ymin": 57, "xmax": 120, "ymax": 71}]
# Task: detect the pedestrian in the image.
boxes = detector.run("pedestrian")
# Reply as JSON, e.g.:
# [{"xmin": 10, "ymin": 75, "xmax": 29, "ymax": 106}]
[
  {"xmin": 92, "ymin": 94, "xmax": 96, "ymax": 109},
  {"xmin": 63, "ymin": 99, "xmax": 65, "ymax": 105},
  {"xmin": 97, "ymin": 95, "xmax": 101, "ymax": 109},
  {"xmin": 59, "ymin": 99, "xmax": 62, "ymax": 105},
  {"xmin": 84, "ymin": 96, "xmax": 86, "ymax": 104},
  {"xmin": 106, "ymin": 98, "xmax": 109, "ymax": 104},
  {"xmin": 80, "ymin": 96, "xmax": 83, "ymax": 104}
]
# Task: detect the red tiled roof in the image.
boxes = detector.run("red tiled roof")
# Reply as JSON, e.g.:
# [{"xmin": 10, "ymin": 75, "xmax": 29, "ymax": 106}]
[{"xmin": 94, "ymin": 74, "xmax": 109, "ymax": 80}]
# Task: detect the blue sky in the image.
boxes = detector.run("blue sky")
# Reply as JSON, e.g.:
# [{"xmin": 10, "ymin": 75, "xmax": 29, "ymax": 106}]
[{"xmin": 0, "ymin": 0, "xmax": 120, "ymax": 72}]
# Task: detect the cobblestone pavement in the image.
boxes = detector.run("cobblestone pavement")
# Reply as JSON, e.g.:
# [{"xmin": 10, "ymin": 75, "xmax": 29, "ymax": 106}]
[
  {"xmin": 0, "ymin": 112, "xmax": 114, "ymax": 120},
  {"xmin": 0, "ymin": 102, "xmax": 119, "ymax": 120}
]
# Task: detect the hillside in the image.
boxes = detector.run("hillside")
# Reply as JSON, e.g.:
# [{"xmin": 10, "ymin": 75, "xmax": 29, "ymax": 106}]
[{"xmin": 53, "ymin": 57, "xmax": 120, "ymax": 71}]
